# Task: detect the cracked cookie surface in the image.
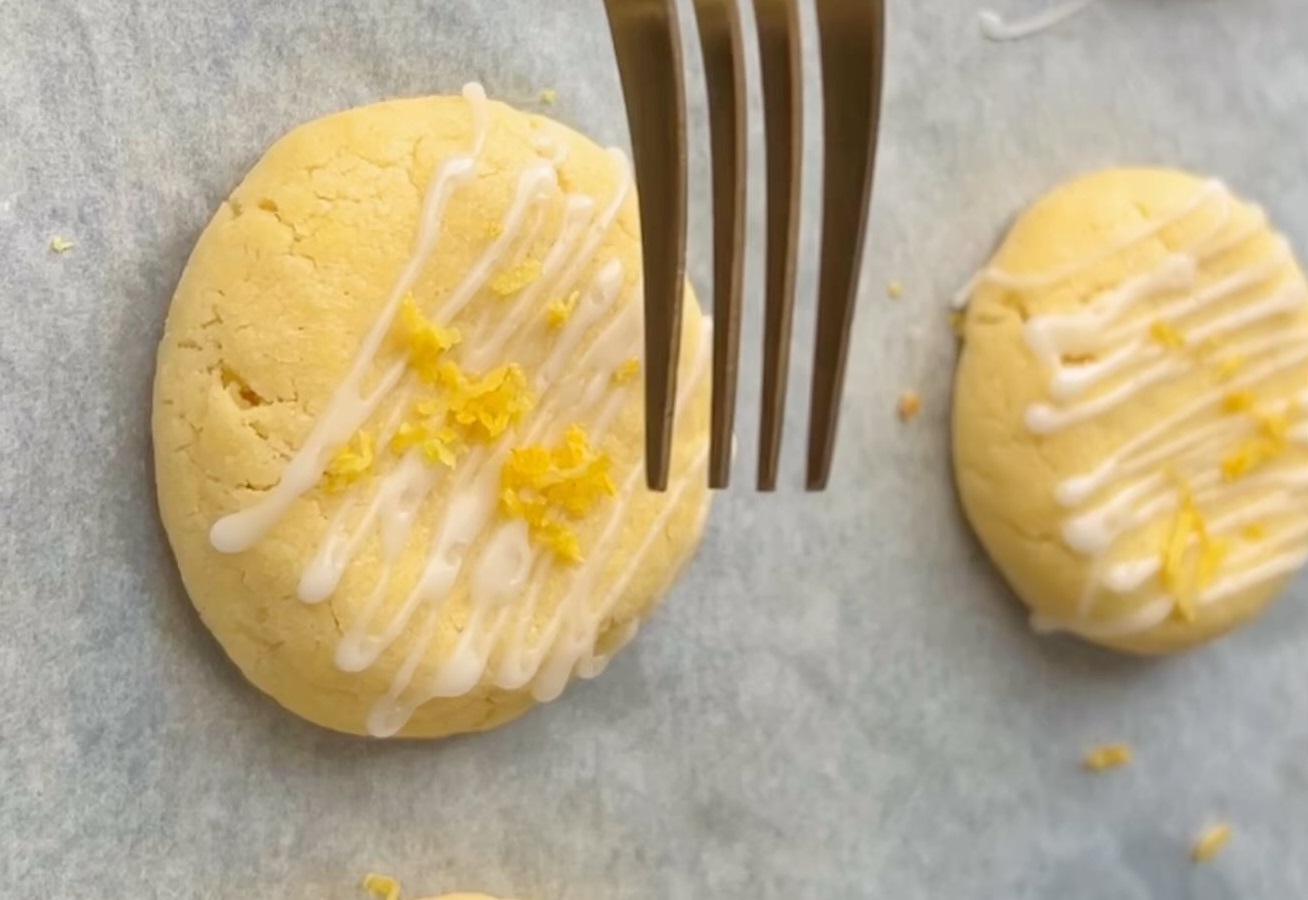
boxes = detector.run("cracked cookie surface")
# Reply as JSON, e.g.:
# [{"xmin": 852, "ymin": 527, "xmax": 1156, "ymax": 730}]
[{"xmin": 153, "ymin": 90, "xmax": 712, "ymax": 737}]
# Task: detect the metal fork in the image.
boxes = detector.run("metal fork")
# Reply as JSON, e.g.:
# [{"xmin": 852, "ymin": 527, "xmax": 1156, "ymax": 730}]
[{"xmin": 602, "ymin": 0, "xmax": 885, "ymax": 491}]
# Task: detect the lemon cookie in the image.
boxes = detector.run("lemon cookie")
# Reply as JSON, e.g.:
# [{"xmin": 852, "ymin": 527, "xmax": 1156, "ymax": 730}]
[
  {"xmin": 954, "ymin": 168, "xmax": 1308, "ymax": 654},
  {"xmin": 153, "ymin": 85, "xmax": 712, "ymax": 737}
]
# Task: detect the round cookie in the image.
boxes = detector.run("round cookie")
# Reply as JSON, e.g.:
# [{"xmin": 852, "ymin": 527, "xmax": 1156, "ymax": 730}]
[
  {"xmin": 953, "ymin": 168, "xmax": 1308, "ymax": 654},
  {"xmin": 153, "ymin": 85, "xmax": 712, "ymax": 737}
]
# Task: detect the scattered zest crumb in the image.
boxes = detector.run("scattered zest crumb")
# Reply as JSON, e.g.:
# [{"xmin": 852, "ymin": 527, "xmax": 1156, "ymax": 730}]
[
  {"xmin": 1222, "ymin": 390, "xmax": 1256, "ymax": 414},
  {"xmin": 362, "ymin": 873, "xmax": 402, "ymax": 900},
  {"xmin": 547, "ymin": 290, "xmax": 580, "ymax": 329},
  {"xmin": 1160, "ymin": 482, "xmax": 1227, "ymax": 622},
  {"xmin": 1221, "ymin": 410, "xmax": 1288, "ymax": 482},
  {"xmin": 49, "ymin": 235, "xmax": 74, "ymax": 253},
  {"xmin": 1149, "ymin": 320, "xmax": 1186, "ymax": 349},
  {"xmin": 1082, "ymin": 743, "xmax": 1132, "ymax": 772},
  {"xmin": 1191, "ymin": 822, "xmax": 1232, "ymax": 864},
  {"xmin": 612, "ymin": 357, "xmax": 641, "ymax": 385},
  {"xmin": 1242, "ymin": 523, "xmax": 1267, "ymax": 541},
  {"xmin": 886, "ymin": 280, "xmax": 904, "ymax": 299},
  {"xmin": 897, "ymin": 391, "xmax": 922, "ymax": 422},
  {"xmin": 324, "ymin": 432, "xmax": 376, "ymax": 493},
  {"xmin": 539, "ymin": 88, "xmax": 558, "ymax": 104}
]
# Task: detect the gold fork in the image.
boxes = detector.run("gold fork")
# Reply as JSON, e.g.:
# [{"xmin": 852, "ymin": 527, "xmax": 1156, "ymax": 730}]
[{"xmin": 602, "ymin": 0, "xmax": 885, "ymax": 491}]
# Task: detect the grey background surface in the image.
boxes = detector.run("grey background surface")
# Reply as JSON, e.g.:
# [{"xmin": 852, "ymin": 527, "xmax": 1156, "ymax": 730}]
[{"xmin": 3, "ymin": 0, "xmax": 1308, "ymax": 897}]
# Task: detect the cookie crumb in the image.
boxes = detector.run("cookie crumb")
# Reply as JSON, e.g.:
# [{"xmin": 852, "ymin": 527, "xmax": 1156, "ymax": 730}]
[
  {"xmin": 1191, "ymin": 822, "xmax": 1232, "ymax": 864},
  {"xmin": 362, "ymin": 873, "xmax": 402, "ymax": 900},
  {"xmin": 1082, "ymin": 743, "xmax": 1132, "ymax": 772},
  {"xmin": 897, "ymin": 391, "xmax": 922, "ymax": 422},
  {"xmin": 539, "ymin": 88, "xmax": 558, "ymax": 104},
  {"xmin": 886, "ymin": 280, "xmax": 904, "ymax": 299},
  {"xmin": 50, "ymin": 234, "xmax": 74, "ymax": 253}
]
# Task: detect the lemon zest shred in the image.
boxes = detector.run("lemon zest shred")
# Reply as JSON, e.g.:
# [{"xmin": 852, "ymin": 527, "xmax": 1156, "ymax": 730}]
[
  {"xmin": 50, "ymin": 235, "xmax": 74, "ymax": 253},
  {"xmin": 500, "ymin": 424, "xmax": 616, "ymax": 563},
  {"xmin": 390, "ymin": 363, "xmax": 533, "ymax": 468},
  {"xmin": 898, "ymin": 391, "xmax": 922, "ymax": 422},
  {"xmin": 396, "ymin": 294, "xmax": 462, "ymax": 382},
  {"xmin": 1160, "ymin": 483, "xmax": 1226, "ymax": 622},
  {"xmin": 490, "ymin": 258, "xmax": 543, "ymax": 297},
  {"xmin": 547, "ymin": 290, "xmax": 581, "ymax": 329},
  {"xmin": 1192, "ymin": 823, "xmax": 1233, "ymax": 864},
  {"xmin": 886, "ymin": 280, "xmax": 904, "ymax": 299},
  {"xmin": 539, "ymin": 88, "xmax": 558, "ymax": 104},
  {"xmin": 1149, "ymin": 320, "xmax": 1186, "ymax": 349},
  {"xmin": 1216, "ymin": 355, "xmax": 1245, "ymax": 380},
  {"xmin": 1242, "ymin": 523, "xmax": 1268, "ymax": 541},
  {"xmin": 1221, "ymin": 410, "xmax": 1288, "ymax": 481},
  {"xmin": 1082, "ymin": 743, "xmax": 1133, "ymax": 772},
  {"xmin": 440, "ymin": 363, "xmax": 535, "ymax": 443},
  {"xmin": 324, "ymin": 432, "xmax": 375, "ymax": 493},
  {"xmin": 362, "ymin": 873, "xmax": 402, "ymax": 900},
  {"xmin": 612, "ymin": 357, "xmax": 641, "ymax": 385},
  {"xmin": 1222, "ymin": 390, "xmax": 1256, "ymax": 413}
]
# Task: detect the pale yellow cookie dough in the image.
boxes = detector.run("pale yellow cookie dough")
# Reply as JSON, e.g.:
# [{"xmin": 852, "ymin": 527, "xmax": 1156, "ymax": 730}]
[
  {"xmin": 954, "ymin": 168, "xmax": 1308, "ymax": 654},
  {"xmin": 153, "ymin": 91, "xmax": 712, "ymax": 737}
]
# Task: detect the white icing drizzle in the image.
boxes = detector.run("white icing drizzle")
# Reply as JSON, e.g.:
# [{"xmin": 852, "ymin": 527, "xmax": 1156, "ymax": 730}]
[
  {"xmin": 209, "ymin": 84, "xmax": 705, "ymax": 735},
  {"xmin": 968, "ymin": 181, "xmax": 1308, "ymax": 638},
  {"xmin": 979, "ymin": 0, "xmax": 1098, "ymax": 42}
]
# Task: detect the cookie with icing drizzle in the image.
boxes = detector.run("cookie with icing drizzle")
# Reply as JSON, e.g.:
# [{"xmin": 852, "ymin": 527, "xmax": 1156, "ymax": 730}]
[
  {"xmin": 954, "ymin": 168, "xmax": 1308, "ymax": 654},
  {"xmin": 153, "ymin": 85, "xmax": 712, "ymax": 737}
]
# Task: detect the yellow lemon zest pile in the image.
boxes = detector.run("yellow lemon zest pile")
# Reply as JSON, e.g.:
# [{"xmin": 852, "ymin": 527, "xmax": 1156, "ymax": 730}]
[
  {"xmin": 396, "ymin": 294, "xmax": 462, "ymax": 382},
  {"xmin": 324, "ymin": 432, "xmax": 376, "ymax": 493},
  {"xmin": 500, "ymin": 424, "xmax": 616, "ymax": 563},
  {"xmin": 440, "ymin": 362, "xmax": 534, "ymax": 442},
  {"xmin": 1160, "ymin": 484, "xmax": 1228, "ymax": 622},
  {"xmin": 1082, "ymin": 743, "xmax": 1133, "ymax": 772},
  {"xmin": 1149, "ymin": 320, "xmax": 1186, "ymax": 349},
  {"xmin": 1222, "ymin": 409, "xmax": 1289, "ymax": 481},
  {"xmin": 612, "ymin": 357, "xmax": 641, "ymax": 385},
  {"xmin": 361, "ymin": 873, "xmax": 402, "ymax": 900},
  {"xmin": 490, "ymin": 258, "xmax": 542, "ymax": 297},
  {"xmin": 391, "ymin": 364, "xmax": 534, "ymax": 467},
  {"xmin": 1191, "ymin": 823, "xmax": 1233, "ymax": 864},
  {"xmin": 547, "ymin": 290, "xmax": 581, "ymax": 329}
]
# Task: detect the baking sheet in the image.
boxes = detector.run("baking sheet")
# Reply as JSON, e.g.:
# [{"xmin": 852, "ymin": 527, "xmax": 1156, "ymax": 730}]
[{"xmin": 4, "ymin": 0, "xmax": 1308, "ymax": 897}]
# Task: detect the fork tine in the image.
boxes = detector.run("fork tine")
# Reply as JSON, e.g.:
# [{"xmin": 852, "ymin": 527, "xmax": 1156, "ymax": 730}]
[
  {"xmin": 752, "ymin": 0, "xmax": 804, "ymax": 491},
  {"xmin": 603, "ymin": 0, "xmax": 689, "ymax": 491},
  {"xmin": 805, "ymin": 0, "xmax": 885, "ymax": 490},
  {"xmin": 692, "ymin": 0, "xmax": 749, "ymax": 489}
]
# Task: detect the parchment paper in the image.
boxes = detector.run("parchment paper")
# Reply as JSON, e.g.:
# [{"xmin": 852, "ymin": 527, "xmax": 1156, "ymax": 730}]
[{"xmin": 3, "ymin": 0, "xmax": 1308, "ymax": 897}]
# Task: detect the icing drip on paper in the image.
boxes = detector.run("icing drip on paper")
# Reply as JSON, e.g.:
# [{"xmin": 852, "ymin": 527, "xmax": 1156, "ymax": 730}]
[{"xmin": 979, "ymin": 0, "xmax": 1098, "ymax": 42}]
